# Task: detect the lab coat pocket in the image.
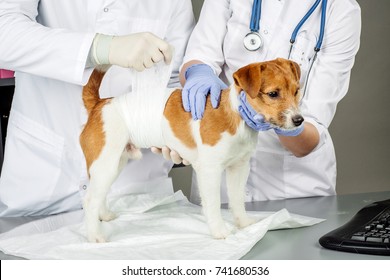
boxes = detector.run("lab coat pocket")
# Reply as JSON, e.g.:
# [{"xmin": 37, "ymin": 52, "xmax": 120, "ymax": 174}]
[
  {"xmin": 3, "ymin": 110, "xmax": 64, "ymax": 205},
  {"xmin": 288, "ymin": 32, "xmax": 316, "ymax": 86}
]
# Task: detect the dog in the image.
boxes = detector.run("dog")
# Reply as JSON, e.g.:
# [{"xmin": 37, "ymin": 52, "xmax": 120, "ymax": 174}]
[{"xmin": 80, "ymin": 58, "xmax": 303, "ymax": 242}]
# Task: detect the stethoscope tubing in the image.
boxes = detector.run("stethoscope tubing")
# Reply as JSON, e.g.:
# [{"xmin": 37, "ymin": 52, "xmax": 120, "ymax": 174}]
[
  {"xmin": 290, "ymin": 0, "xmax": 322, "ymax": 45},
  {"xmin": 248, "ymin": 0, "xmax": 328, "ymax": 53},
  {"xmin": 250, "ymin": 0, "xmax": 262, "ymax": 32}
]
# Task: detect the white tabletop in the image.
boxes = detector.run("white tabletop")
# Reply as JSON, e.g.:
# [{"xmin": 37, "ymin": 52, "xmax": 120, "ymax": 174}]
[{"xmin": 1, "ymin": 191, "xmax": 389, "ymax": 260}]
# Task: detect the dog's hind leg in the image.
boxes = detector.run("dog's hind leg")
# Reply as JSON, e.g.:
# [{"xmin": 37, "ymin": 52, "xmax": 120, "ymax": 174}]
[
  {"xmin": 226, "ymin": 158, "xmax": 256, "ymax": 229},
  {"xmin": 85, "ymin": 162, "xmax": 122, "ymax": 243},
  {"xmin": 83, "ymin": 104, "xmax": 130, "ymax": 243}
]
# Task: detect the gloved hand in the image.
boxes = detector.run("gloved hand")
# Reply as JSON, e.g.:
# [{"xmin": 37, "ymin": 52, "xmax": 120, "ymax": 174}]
[
  {"xmin": 90, "ymin": 33, "xmax": 173, "ymax": 71},
  {"xmin": 151, "ymin": 146, "xmax": 190, "ymax": 165},
  {"xmin": 238, "ymin": 91, "xmax": 272, "ymax": 131},
  {"xmin": 182, "ymin": 64, "xmax": 228, "ymax": 120},
  {"xmin": 274, "ymin": 125, "xmax": 304, "ymax": 137},
  {"xmin": 238, "ymin": 91, "xmax": 304, "ymax": 136}
]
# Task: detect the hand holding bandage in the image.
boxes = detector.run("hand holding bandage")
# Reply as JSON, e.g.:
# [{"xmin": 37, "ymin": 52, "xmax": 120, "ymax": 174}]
[{"xmin": 90, "ymin": 32, "xmax": 173, "ymax": 71}]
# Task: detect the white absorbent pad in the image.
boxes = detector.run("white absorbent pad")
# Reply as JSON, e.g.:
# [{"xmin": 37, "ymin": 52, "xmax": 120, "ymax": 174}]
[{"xmin": 0, "ymin": 191, "xmax": 324, "ymax": 260}]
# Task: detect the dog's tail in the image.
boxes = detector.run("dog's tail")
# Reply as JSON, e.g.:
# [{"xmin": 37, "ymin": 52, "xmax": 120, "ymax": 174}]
[{"xmin": 82, "ymin": 65, "xmax": 111, "ymax": 115}]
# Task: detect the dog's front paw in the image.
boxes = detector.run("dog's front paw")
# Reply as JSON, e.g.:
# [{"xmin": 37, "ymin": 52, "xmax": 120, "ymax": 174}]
[
  {"xmin": 236, "ymin": 215, "xmax": 256, "ymax": 229},
  {"xmin": 211, "ymin": 225, "xmax": 231, "ymax": 239},
  {"xmin": 88, "ymin": 231, "xmax": 107, "ymax": 243}
]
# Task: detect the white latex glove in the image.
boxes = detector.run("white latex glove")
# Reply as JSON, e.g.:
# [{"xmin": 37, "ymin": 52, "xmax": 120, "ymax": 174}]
[
  {"xmin": 151, "ymin": 147, "xmax": 190, "ymax": 166},
  {"xmin": 91, "ymin": 33, "xmax": 173, "ymax": 71}
]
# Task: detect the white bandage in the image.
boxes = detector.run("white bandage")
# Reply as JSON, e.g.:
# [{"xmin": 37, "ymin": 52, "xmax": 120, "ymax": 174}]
[{"xmin": 114, "ymin": 61, "xmax": 174, "ymax": 148}]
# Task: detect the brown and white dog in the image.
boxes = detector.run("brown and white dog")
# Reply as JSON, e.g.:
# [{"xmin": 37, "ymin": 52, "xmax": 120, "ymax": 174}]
[{"xmin": 80, "ymin": 58, "xmax": 302, "ymax": 242}]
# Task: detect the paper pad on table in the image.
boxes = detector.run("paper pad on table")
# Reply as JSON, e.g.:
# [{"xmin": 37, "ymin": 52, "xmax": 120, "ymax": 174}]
[{"xmin": 0, "ymin": 191, "xmax": 324, "ymax": 260}]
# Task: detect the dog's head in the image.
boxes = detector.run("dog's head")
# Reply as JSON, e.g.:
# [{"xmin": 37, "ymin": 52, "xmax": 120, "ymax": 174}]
[{"xmin": 233, "ymin": 58, "xmax": 303, "ymax": 130}]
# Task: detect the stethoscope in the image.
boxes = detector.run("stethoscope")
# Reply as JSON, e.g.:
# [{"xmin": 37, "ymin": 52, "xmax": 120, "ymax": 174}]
[{"xmin": 244, "ymin": 0, "xmax": 328, "ymax": 99}]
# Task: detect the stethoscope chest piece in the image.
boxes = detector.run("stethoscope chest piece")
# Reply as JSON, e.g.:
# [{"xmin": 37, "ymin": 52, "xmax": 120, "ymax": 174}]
[{"xmin": 244, "ymin": 32, "xmax": 263, "ymax": 51}]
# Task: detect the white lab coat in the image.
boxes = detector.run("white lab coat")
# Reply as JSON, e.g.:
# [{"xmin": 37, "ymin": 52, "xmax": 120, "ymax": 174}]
[
  {"xmin": 185, "ymin": 0, "xmax": 361, "ymax": 204},
  {"xmin": 0, "ymin": 0, "xmax": 195, "ymax": 216}
]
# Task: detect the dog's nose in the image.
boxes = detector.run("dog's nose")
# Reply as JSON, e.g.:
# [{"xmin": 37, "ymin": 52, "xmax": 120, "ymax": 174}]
[{"xmin": 292, "ymin": 115, "xmax": 304, "ymax": 126}]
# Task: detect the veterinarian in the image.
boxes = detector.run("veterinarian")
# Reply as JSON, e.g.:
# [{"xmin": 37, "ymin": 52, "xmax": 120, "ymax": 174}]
[
  {"xmin": 0, "ymin": 0, "xmax": 195, "ymax": 216},
  {"xmin": 180, "ymin": 0, "xmax": 361, "ymax": 204}
]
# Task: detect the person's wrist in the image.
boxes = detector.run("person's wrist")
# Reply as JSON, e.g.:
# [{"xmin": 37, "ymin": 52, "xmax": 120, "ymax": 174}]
[
  {"xmin": 184, "ymin": 63, "xmax": 212, "ymax": 80},
  {"xmin": 91, "ymin": 33, "xmax": 114, "ymax": 65}
]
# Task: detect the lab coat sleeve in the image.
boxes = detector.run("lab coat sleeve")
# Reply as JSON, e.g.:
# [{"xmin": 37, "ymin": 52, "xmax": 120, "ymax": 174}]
[
  {"xmin": 0, "ymin": 0, "xmax": 95, "ymax": 85},
  {"xmin": 166, "ymin": 0, "xmax": 195, "ymax": 88},
  {"xmin": 182, "ymin": 0, "xmax": 231, "ymax": 75},
  {"xmin": 301, "ymin": 2, "xmax": 361, "ymax": 129}
]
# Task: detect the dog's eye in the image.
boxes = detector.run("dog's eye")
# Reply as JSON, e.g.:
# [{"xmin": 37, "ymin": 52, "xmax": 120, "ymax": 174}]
[{"xmin": 268, "ymin": 91, "xmax": 279, "ymax": 98}]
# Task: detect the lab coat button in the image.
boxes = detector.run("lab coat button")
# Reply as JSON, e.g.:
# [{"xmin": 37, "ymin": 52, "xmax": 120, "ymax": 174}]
[
  {"xmin": 82, "ymin": 185, "xmax": 87, "ymax": 190},
  {"xmin": 103, "ymin": 8, "xmax": 109, "ymax": 12},
  {"xmin": 263, "ymin": 29, "xmax": 269, "ymax": 35}
]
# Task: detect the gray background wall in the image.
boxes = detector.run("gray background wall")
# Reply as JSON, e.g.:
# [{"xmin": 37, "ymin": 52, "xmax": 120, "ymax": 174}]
[
  {"xmin": 170, "ymin": 0, "xmax": 390, "ymax": 198},
  {"xmin": 329, "ymin": 0, "xmax": 390, "ymax": 195}
]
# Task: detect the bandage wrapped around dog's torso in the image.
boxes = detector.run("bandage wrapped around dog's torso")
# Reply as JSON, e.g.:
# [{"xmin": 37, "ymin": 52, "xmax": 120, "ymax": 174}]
[{"xmin": 113, "ymin": 62, "xmax": 175, "ymax": 148}]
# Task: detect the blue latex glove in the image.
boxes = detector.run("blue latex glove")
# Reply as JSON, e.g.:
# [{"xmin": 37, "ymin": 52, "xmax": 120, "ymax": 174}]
[
  {"xmin": 182, "ymin": 64, "xmax": 228, "ymax": 120},
  {"xmin": 274, "ymin": 125, "xmax": 304, "ymax": 136},
  {"xmin": 238, "ymin": 91, "xmax": 272, "ymax": 131},
  {"xmin": 238, "ymin": 91, "xmax": 304, "ymax": 136}
]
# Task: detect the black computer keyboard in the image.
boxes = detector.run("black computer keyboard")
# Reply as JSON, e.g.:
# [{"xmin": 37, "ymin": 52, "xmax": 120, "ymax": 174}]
[{"xmin": 319, "ymin": 199, "xmax": 390, "ymax": 256}]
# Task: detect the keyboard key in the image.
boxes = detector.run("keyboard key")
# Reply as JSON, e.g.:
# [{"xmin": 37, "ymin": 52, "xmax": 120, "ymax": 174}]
[
  {"xmin": 351, "ymin": 235, "xmax": 366, "ymax": 241},
  {"xmin": 366, "ymin": 237, "xmax": 383, "ymax": 243}
]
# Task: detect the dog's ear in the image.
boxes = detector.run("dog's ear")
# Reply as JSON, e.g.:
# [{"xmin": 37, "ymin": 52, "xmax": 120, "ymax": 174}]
[
  {"xmin": 275, "ymin": 58, "xmax": 301, "ymax": 82},
  {"xmin": 233, "ymin": 63, "xmax": 265, "ymax": 98},
  {"xmin": 289, "ymin": 60, "xmax": 301, "ymax": 81}
]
